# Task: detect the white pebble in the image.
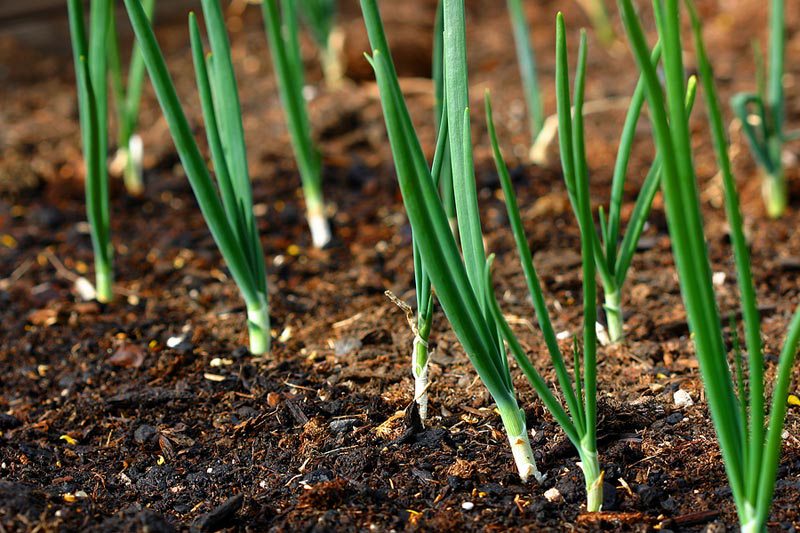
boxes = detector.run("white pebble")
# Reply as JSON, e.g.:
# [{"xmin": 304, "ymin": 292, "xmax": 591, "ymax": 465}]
[
  {"xmin": 461, "ymin": 501, "xmax": 474, "ymax": 511},
  {"xmin": 166, "ymin": 335, "xmax": 185, "ymax": 348},
  {"xmin": 712, "ymin": 272, "xmax": 726, "ymax": 286},
  {"xmin": 556, "ymin": 330, "xmax": 571, "ymax": 341},
  {"xmin": 544, "ymin": 487, "xmax": 563, "ymax": 503},
  {"xmin": 673, "ymin": 389, "xmax": 694, "ymax": 408}
]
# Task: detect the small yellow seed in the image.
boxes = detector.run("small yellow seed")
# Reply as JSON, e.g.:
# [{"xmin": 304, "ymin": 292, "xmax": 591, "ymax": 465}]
[
  {"xmin": 1, "ymin": 235, "xmax": 17, "ymax": 248},
  {"xmin": 788, "ymin": 394, "xmax": 800, "ymax": 407},
  {"xmin": 287, "ymin": 244, "xmax": 300, "ymax": 256}
]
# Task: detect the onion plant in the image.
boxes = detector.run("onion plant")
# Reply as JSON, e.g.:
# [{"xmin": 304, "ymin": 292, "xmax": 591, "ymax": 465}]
[
  {"xmin": 619, "ymin": 0, "xmax": 800, "ymax": 529},
  {"xmin": 483, "ymin": 17, "xmax": 603, "ymax": 509},
  {"xmin": 296, "ymin": 0, "xmax": 344, "ymax": 88},
  {"xmin": 261, "ymin": 0, "xmax": 331, "ymax": 249},
  {"xmin": 731, "ymin": 0, "xmax": 797, "ymax": 218},
  {"xmin": 67, "ymin": 0, "xmax": 114, "ymax": 303},
  {"xmin": 107, "ymin": 0, "xmax": 155, "ymax": 197},
  {"xmin": 401, "ymin": 111, "xmax": 450, "ymax": 423},
  {"xmin": 361, "ymin": 0, "xmax": 543, "ymax": 483},
  {"xmin": 592, "ymin": 46, "xmax": 698, "ymax": 344},
  {"xmin": 123, "ymin": 0, "xmax": 270, "ymax": 354},
  {"xmin": 506, "ymin": 0, "xmax": 544, "ymax": 146}
]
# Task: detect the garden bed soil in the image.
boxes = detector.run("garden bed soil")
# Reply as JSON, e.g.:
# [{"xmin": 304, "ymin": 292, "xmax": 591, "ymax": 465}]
[{"xmin": 1, "ymin": 0, "xmax": 800, "ymax": 531}]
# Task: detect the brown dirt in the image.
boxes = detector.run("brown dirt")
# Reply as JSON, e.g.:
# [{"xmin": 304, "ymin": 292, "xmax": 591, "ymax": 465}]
[{"xmin": 1, "ymin": 1, "xmax": 800, "ymax": 531}]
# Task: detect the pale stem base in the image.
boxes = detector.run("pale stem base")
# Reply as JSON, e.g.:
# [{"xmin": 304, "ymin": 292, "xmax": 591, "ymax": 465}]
[
  {"xmin": 761, "ymin": 168, "xmax": 786, "ymax": 219},
  {"xmin": 321, "ymin": 26, "xmax": 346, "ymax": 89},
  {"xmin": 739, "ymin": 519, "xmax": 762, "ymax": 533},
  {"xmin": 603, "ymin": 288, "xmax": 623, "ymax": 344},
  {"xmin": 246, "ymin": 294, "xmax": 271, "ymax": 355},
  {"xmin": 500, "ymin": 410, "xmax": 543, "ymax": 483},
  {"xmin": 578, "ymin": 446, "xmax": 603, "ymax": 512},
  {"xmin": 306, "ymin": 201, "xmax": 332, "ymax": 249},
  {"xmin": 111, "ymin": 134, "xmax": 145, "ymax": 197},
  {"xmin": 739, "ymin": 503, "xmax": 762, "ymax": 533},
  {"xmin": 412, "ymin": 335, "xmax": 430, "ymax": 422},
  {"xmin": 95, "ymin": 268, "xmax": 113, "ymax": 304}
]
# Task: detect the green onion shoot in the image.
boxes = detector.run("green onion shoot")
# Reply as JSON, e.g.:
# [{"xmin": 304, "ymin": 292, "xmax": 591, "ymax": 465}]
[
  {"xmin": 67, "ymin": 0, "xmax": 114, "ymax": 303},
  {"xmin": 123, "ymin": 0, "xmax": 271, "ymax": 354},
  {"xmin": 483, "ymin": 17, "xmax": 603, "ymax": 509},
  {"xmin": 731, "ymin": 0, "xmax": 797, "ymax": 218},
  {"xmin": 261, "ymin": 0, "xmax": 332, "ymax": 249},
  {"xmin": 107, "ymin": 0, "xmax": 155, "ymax": 197}
]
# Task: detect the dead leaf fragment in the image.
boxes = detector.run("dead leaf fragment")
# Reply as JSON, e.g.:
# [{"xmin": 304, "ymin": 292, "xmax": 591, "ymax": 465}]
[{"xmin": 108, "ymin": 343, "xmax": 146, "ymax": 369}]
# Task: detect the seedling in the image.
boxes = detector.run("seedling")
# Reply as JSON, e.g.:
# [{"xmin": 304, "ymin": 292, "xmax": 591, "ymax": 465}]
[
  {"xmin": 261, "ymin": 0, "xmax": 331, "ymax": 249},
  {"xmin": 124, "ymin": 0, "xmax": 271, "ymax": 354},
  {"xmin": 67, "ymin": 0, "xmax": 114, "ymax": 303},
  {"xmin": 483, "ymin": 16, "xmax": 602, "ymax": 508},
  {"xmin": 593, "ymin": 46, "xmax": 698, "ymax": 344},
  {"xmin": 362, "ymin": 0, "xmax": 542, "ymax": 482},
  {"xmin": 107, "ymin": 0, "xmax": 155, "ymax": 197},
  {"xmin": 296, "ymin": 0, "xmax": 345, "ymax": 88},
  {"xmin": 619, "ymin": 0, "xmax": 800, "ymax": 529},
  {"xmin": 731, "ymin": 0, "xmax": 797, "ymax": 218}
]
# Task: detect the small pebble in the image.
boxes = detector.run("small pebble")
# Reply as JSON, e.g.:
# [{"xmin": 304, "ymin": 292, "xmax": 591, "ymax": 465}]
[
  {"xmin": 134, "ymin": 424, "xmax": 157, "ymax": 444},
  {"xmin": 673, "ymin": 389, "xmax": 694, "ymax": 408},
  {"xmin": 328, "ymin": 419, "xmax": 358, "ymax": 433},
  {"xmin": 544, "ymin": 487, "xmax": 563, "ymax": 503},
  {"xmin": 166, "ymin": 335, "xmax": 185, "ymax": 348},
  {"xmin": 461, "ymin": 501, "xmax": 474, "ymax": 510}
]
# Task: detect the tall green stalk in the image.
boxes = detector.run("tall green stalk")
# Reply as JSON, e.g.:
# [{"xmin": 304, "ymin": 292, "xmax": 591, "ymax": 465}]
[
  {"xmin": 107, "ymin": 0, "xmax": 155, "ymax": 197},
  {"xmin": 433, "ymin": 0, "xmax": 456, "ymax": 231},
  {"xmin": 619, "ymin": 0, "xmax": 800, "ymax": 528},
  {"xmin": 262, "ymin": 0, "xmax": 331, "ymax": 248},
  {"xmin": 124, "ymin": 0, "xmax": 271, "ymax": 354},
  {"xmin": 67, "ymin": 0, "xmax": 114, "ymax": 303}
]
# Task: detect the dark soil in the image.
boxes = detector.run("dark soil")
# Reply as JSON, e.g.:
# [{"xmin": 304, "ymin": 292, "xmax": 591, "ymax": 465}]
[{"xmin": 2, "ymin": 1, "xmax": 800, "ymax": 531}]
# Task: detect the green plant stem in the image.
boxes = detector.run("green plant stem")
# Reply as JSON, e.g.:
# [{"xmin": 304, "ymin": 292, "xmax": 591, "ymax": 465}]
[
  {"xmin": 602, "ymin": 287, "xmax": 623, "ymax": 343},
  {"xmin": 762, "ymin": 161, "xmax": 786, "ymax": 220},
  {"xmin": 579, "ymin": 440, "xmax": 603, "ymax": 512},
  {"xmin": 246, "ymin": 293, "xmax": 271, "ymax": 355},
  {"xmin": 412, "ymin": 332, "xmax": 430, "ymax": 420},
  {"xmin": 262, "ymin": 0, "xmax": 331, "ymax": 248}
]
